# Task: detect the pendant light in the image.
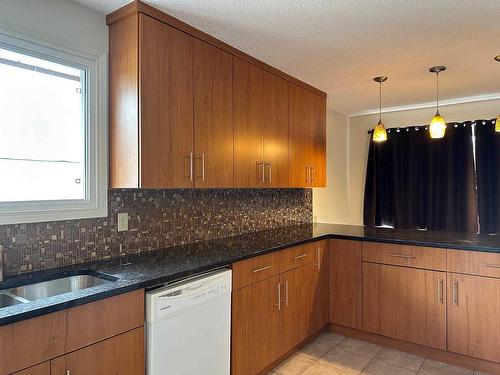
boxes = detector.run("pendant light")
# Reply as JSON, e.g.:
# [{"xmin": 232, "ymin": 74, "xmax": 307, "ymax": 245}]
[
  {"xmin": 372, "ymin": 76, "xmax": 388, "ymax": 142},
  {"xmin": 496, "ymin": 56, "xmax": 500, "ymax": 132},
  {"xmin": 429, "ymin": 66, "xmax": 447, "ymax": 139}
]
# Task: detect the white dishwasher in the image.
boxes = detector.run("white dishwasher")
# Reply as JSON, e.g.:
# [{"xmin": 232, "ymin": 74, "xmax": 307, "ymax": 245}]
[{"xmin": 146, "ymin": 269, "xmax": 232, "ymax": 375}]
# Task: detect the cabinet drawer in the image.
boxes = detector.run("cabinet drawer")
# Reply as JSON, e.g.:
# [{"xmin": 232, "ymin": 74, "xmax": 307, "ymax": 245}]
[
  {"xmin": 362, "ymin": 242, "xmax": 446, "ymax": 271},
  {"xmin": 280, "ymin": 242, "xmax": 317, "ymax": 273},
  {"xmin": 448, "ymin": 249, "xmax": 500, "ymax": 278},
  {"xmin": 232, "ymin": 251, "xmax": 280, "ymax": 290}
]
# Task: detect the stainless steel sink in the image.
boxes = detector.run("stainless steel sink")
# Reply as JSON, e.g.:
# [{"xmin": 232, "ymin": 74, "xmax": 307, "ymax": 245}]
[
  {"xmin": 0, "ymin": 293, "xmax": 24, "ymax": 308},
  {"xmin": 9, "ymin": 274, "xmax": 115, "ymax": 301}
]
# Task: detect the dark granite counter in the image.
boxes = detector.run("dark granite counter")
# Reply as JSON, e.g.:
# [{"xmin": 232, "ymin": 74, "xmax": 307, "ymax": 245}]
[{"xmin": 1, "ymin": 222, "xmax": 499, "ymax": 326}]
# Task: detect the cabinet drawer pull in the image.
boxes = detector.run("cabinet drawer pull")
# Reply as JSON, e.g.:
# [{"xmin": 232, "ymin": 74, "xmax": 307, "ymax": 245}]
[
  {"xmin": 483, "ymin": 263, "xmax": 500, "ymax": 269},
  {"xmin": 275, "ymin": 282, "xmax": 281, "ymax": 310},
  {"xmin": 186, "ymin": 152, "xmax": 194, "ymax": 181},
  {"xmin": 453, "ymin": 280, "xmax": 459, "ymax": 306},
  {"xmin": 294, "ymin": 254, "xmax": 307, "ymax": 260},
  {"xmin": 66, "ymin": 371, "xmax": 71, "ymax": 375},
  {"xmin": 284, "ymin": 280, "xmax": 289, "ymax": 306},
  {"xmin": 196, "ymin": 153, "xmax": 205, "ymax": 181},
  {"xmin": 253, "ymin": 265, "xmax": 271, "ymax": 273},
  {"xmin": 257, "ymin": 161, "xmax": 265, "ymax": 183},
  {"xmin": 388, "ymin": 253, "xmax": 417, "ymax": 259},
  {"xmin": 437, "ymin": 279, "xmax": 444, "ymax": 304},
  {"xmin": 264, "ymin": 162, "xmax": 272, "ymax": 183}
]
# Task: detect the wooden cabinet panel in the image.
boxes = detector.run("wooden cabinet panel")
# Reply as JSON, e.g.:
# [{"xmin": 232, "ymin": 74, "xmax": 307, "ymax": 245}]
[
  {"xmin": 448, "ymin": 249, "xmax": 500, "ymax": 279},
  {"xmin": 280, "ymin": 268, "xmax": 302, "ymax": 354},
  {"xmin": 312, "ymin": 240, "xmax": 329, "ymax": 332},
  {"xmin": 231, "ymin": 277, "xmax": 281, "ymax": 375},
  {"xmin": 51, "ymin": 327, "xmax": 144, "ymax": 375},
  {"xmin": 279, "ymin": 242, "xmax": 316, "ymax": 273},
  {"xmin": 11, "ymin": 362, "xmax": 49, "ymax": 375},
  {"xmin": 0, "ymin": 290, "xmax": 144, "ymax": 374},
  {"xmin": 232, "ymin": 251, "xmax": 281, "ymax": 290},
  {"xmin": 312, "ymin": 93, "xmax": 326, "ymax": 187},
  {"xmin": 109, "ymin": 13, "xmax": 139, "ymax": 188},
  {"xmin": 139, "ymin": 13, "xmax": 194, "ymax": 188},
  {"xmin": 448, "ymin": 273, "xmax": 500, "ymax": 363},
  {"xmin": 363, "ymin": 263, "xmax": 446, "ymax": 349},
  {"xmin": 193, "ymin": 38, "xmax": 234, "ymax": 188},
  {"xmin": 362, "ymin": 242, "xmax": 446, "ymax": 271},
  {"xmin": 263, "ymin": 71, "xmax": 289, "ymax": 187},
  {"xmin": 330, "ymin": 239, "xmax": 363, "ymax": 329},
  {"xmin": 233, "ymin": 57, "xmax": 264, "ymax": 188},
  {"xmin": 288, "ymin": 83, "xmax": 314, "ymax": 187}
]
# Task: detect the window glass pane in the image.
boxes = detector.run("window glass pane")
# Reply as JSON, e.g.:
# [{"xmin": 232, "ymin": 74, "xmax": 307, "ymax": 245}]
[{"xmin": 0, "ymin": 47, "xmax": 85, "ymax": 202}]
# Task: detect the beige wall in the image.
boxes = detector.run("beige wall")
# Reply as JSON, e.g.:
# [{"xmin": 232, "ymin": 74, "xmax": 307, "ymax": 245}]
[
  {"xmin": 313, "ymin": 110, "xmax": 349, "ymax": 223},
  {"xmin": 315, "ymin": 99, "xmax": 500, "ymax": 225}
]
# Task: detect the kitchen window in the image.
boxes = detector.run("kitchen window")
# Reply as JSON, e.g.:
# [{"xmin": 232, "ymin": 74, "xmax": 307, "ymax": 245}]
[{"xmin": 0, "ymin": 32, "xmax": 107, "ymax": 224}]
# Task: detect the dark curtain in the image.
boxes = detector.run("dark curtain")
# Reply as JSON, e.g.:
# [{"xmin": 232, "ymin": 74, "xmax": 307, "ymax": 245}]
[
  {"xmin": 475, "ymin": 119, "xmax": 500, "ymax": 234},
  {"xmin": 364, "ymin": 122, "xmax": 477, "ymax": 233}
]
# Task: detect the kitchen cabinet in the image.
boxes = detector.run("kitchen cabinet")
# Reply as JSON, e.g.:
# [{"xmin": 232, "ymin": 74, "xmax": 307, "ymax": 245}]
[
  {"xmin": 51, "ymin": 327, "xmax": 144, "ymax": 375},
  {"xmin": 289, "ymin": 84, "xmax": 326, "ymax": 187},
  {"xmin": 330, "ymin": 239, "xmax": 362, "ymax": 329},
  {"xmin": 11, "ymin": 363, "xmax": 49, "ymax": 375},
  {"xmin": 363, "ymin": 262, "xmax": 446, "ymax": 350},
  {"xmin": 448, "ymin": 273, "xmax": 500, "ymax": 363},
  {"xmin": 231, "ymin": 276, "xmax": 281, "ymax": 375},
  {"xmin": 193, "ymin": 38, "xmax": 234, "ymax": 188},
  {"xmin": 312, "ymin": 240, "xmax": 329, "ymax": 332}
]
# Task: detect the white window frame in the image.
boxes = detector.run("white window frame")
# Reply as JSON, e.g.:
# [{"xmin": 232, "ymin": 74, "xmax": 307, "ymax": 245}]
[{"xmin": 0, "ymin": 28, "xmax": 107, "ymax": 225}]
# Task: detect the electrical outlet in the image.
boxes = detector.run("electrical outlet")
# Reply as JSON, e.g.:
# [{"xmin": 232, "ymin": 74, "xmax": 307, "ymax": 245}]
[{"xmin": 117, "ymin": 212, "xmax": 129, "ymax": 232}]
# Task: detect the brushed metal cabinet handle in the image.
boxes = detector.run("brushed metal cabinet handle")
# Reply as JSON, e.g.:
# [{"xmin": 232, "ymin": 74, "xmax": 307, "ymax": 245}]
[
  {"xmin": 311, "ymin": 166, "xmax": 315, "ymax": 184},
  {"xmin": 294, "ymin": 254, "xmax": 307, "ymax": 260},
  {"xmin": 437, "ymin": 279, "xmax": 444, "ymax": 304},
  {"xmin": 305, "ymin": 166, "xmax": 310, "ymax": 185},
  {"xmin": 316, "ymin": 247, "xmax": 321, "ymax": 269},
  {"xmin": 66, "ymin": 370, "xmax": 71, "ymax": 375},
  {"xmin": 253, "ymin": 265, "xmax": 271, "ymax": 273},
  {"xmin": 453, "ymin": 280, "xmax": 459, "ymax": 306},
  {"xmin": 388, "ymin": 253, "xmax": 417, "ymax": 259},
  {"xmin": 257, "ymin": 161, "xmax": 265, "ymax": 183},
  {"xmin": 195, "ymin": 154, "xmax": 205, "ymax": 181},
  {"xmin": 264, "ymin": 162, "xmax": 272, "ymax": 183},
  {"xmin": 275, "ymin": 282, "xmax": 281, "ymax": 310},
  {"xmin": 188, "ymin": 152, "xmax": 194, "ymax": 181},
  {"xmin": 285, "ymin": 280, "xmax": 289, "ymax": 306}
]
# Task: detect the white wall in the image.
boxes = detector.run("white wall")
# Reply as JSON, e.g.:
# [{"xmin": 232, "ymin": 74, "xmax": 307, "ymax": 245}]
[
  {"xmin": 315, "ymin": 99, "xmax": 500, "ymax": 225},
  {"xmin": 0, "ymin": 0, "xmax": 107, "ymax": 55},
  {"xmin": 313, "ymin": 110, "xmax": 349, "ymax": 223}
]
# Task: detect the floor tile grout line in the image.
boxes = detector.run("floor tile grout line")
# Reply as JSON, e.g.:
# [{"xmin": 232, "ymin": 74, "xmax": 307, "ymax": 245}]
[{"xmin": 359, "ymin": 344, "xmax": 384, "ymax": 373}]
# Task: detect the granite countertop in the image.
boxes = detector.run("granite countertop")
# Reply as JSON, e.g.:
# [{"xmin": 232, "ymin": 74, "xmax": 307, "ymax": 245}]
[{"xmin": 1, "ymin": 222, "xmax": 499, "ymax": 326}]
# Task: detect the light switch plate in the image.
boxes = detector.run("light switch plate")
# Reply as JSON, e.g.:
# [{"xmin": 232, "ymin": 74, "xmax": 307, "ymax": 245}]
[{"xmin": 117, "ymin": 212, "xmax": 129, "ymax": 232}]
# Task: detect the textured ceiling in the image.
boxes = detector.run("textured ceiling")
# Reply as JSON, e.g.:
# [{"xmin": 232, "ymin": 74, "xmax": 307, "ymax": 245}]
[{"xmin": 73, "ymin": 0, "xmax": 500, "ymax": 115}]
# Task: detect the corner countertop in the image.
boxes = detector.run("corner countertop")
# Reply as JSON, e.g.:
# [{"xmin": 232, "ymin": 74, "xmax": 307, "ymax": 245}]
[{"xmin": 1, "ymin": 223, "xmax": 499, "ymax": 326}]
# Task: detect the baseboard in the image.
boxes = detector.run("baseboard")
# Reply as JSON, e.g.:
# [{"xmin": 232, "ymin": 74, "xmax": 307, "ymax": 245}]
[{"xmin": 329, "ymin": 324, "xmax": 500, "ymax": 375}]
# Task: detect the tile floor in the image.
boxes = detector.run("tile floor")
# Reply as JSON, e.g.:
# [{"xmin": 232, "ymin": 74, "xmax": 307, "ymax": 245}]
[{"xmin": 270, "ymin": 332, "xmax": 490, "ymax": 375}]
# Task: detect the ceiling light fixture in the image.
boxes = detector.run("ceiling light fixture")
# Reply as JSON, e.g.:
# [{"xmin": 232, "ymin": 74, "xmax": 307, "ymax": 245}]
[
  {"xmin": 372, "ymin": 76, "xmax": 388, "ymax": 142},
  {"xmin": 429, "ymin": 66, "xmax": 447, "ymax": 139}
]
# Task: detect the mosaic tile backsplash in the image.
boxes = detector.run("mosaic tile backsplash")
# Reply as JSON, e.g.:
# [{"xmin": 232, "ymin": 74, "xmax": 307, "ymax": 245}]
[{"xmin": 0, "ymin": 189, "xmax": 312, "ymax": 276}]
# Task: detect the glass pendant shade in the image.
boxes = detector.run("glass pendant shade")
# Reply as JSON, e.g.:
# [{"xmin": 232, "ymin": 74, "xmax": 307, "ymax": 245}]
[
  {"xmin": 373, "ymin": 119, "xmax": 388, "ymax": 142},
  {"xmin": 430, "ymin": 111, "xmax": 446, "ymax": 139},
  {"xmin": 496, "ymin": 114, "xmax": 500, "ymax": 133}
]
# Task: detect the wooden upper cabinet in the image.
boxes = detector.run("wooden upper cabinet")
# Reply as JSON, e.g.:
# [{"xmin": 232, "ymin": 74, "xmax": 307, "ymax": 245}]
[
  {"xmin": 193, "ymin": 38, "xmax": 234, "ymax": 188},
  {"xmin": 363, "ymin": 263, "xmax": 446, "ymax": 350},
  {"xmin": 312, "ymin": 93, "xmax": 326, "ymax": 187},
  {"xmin": 233, "ymin": 57, "xmax": 265, "ymax": 188},
  {"xmin": 263, "ymin": 71, "xmax": 289, "ymax": 187},
  {"xmin": 139, "ymin": 14, "xmax": 194, "ymax": 188},
  {"xmin": 448, "ymin": 273, "xmax": 500, "ymax": 363}
]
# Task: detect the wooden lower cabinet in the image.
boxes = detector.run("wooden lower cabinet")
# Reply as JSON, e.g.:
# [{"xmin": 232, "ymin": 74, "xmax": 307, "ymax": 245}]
[
  {"xmin": 11, "ymin": 362, "xmax": 49, "ymax": 375},
  {"xmin": 330, "ymin": 240, "xmax": 362, "ymax": 329},
  {"xmin": 231, "ymin": 276, "xmax": 281, "ymax": 375},
  {"xmin": 51, "ymin": 327, "xmax": 144, "ymax": 375},
  {"xmin": 448, "ymin": 273, "xmax": 500, "ymax": 363},
  {"xmin": 363, "ymin": 263, "xmax": 446, "ymax": 350}
]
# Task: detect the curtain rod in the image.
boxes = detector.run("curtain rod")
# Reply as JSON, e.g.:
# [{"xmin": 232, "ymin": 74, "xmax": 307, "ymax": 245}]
[{"xmin": 366, "ymin": 118, "xmax": 496, "ymax": 134}]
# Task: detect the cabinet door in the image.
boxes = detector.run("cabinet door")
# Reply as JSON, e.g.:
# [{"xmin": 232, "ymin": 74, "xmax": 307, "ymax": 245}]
[
  {"xmin": 140, "ymin": 14, "xmax": 193, "ymax": 188},
  {"xmin": 231, "ymin": 276, "xmax": 281, "ymax": 375},
  {"xmin": 50, "ymin": 327, "xmax": 144, "ymax": 375},
  {"xmin": 233, "ymin": 57, "xmax": 264, "ymax": 188},
  {"xmin": 311, "ymin": 241, "xmax": 329, "ymax": 332},
  {"xmin": 280, "ymin": 268, "xmax": 301, "ymax": 354},
  {"xmin": 330, "ymin": 240, "xmax": 362, "ymax": 329},
  {"xmin": 312, "ymin": 93, "xmax": 326, "ymax": 187},
  {"xmin": 288, "ymin": 84, "xmax": 314, "ymax": 187},
  {"xmin": 363, "ymin": 263, "xmax": 446, "ymax": 349},
  {"xmin": 11, "ymin": 362, "xmax": 49, "ymax": 375},
  {"xmin": 193, "ymin": 38, "xmax": 233, "ymax": 188},
  {"xmin": 448, "ymin": 273, "xmax": 500, "ymax": 363},
  {"xmin": 263, "ymin": 71, "xmax": 289, "ymax": 187}
]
